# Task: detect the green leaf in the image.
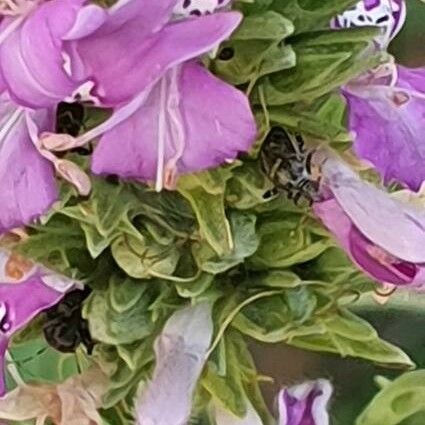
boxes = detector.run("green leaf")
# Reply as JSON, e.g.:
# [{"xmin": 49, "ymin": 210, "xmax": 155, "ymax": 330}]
[
  {"xmin": 287, "ymin": 309, "xmax": 414, "ymax": 368},
  {"xmin": 83, "ymin": 287, "xmax": 155, "ymax": 345},
  {"xmin": 268, "ymin": 92, "xmax": 350, "ymax": 140},
  {"xmin": 270, "ymin": 0, "xmax": 361, "ymax": 34},
  {"xmin": 356, "ymin": 371, "xmax": 425, "ymax": 425},
  {"xmin": 176, "ymin": 273, "xmax": 214, "ymax": 298},
  {"xmin": 108, "ymin": 275, "xmax": 149, "ymax": 314},
  {"xmin": 232, "ymin": 11, "xmax": 294, "ymax": 40},
  {"xmin": 249, "ymin": 218, "xmax": 331, "ymax": 269},
  {"xmin": 202, "ymin": 334, "xmax": 248, "ymax": 418},
  {"xmin": 111, "ymin": 234, "xmax": 180, "ymax": 279},
  {"xmin": 233, "ymin": 286, "xmax": 317, "ymax": 342},
  {"xmin": 226, "ymin": 161, "xmax": 274, "ymax": 210},
  {"xmin": 193, "ymin": 211, "xmax": 259, "ymax": 274},
  {"xmin": 17, "ymin": 215, "xmax": 88, "ymax": 276},
  {"xmin": 179, "ymin": 170, "xmax": 234, "ymax": 256},
  {"xmin": 257, "ymin": 28, "xmax": 386, "ymax": 106},
  {"xmin": 211, "ymin": 12, "xmax": 295, "ymax": 85}
]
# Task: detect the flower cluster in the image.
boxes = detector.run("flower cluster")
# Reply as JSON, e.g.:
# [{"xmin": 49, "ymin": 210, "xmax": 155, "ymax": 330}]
[
  {"xmin": 0, "ymin": 0, "xmax": 423, "ymax": 423},
  {"xmin": 0, "ymin": 0, "xmax": 256, "ymax": 231}
]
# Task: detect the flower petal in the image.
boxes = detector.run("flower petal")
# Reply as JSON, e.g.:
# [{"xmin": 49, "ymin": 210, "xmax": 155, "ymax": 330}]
[
  {"xmin": 62, "ymin": 4, "xmax": 108, "ymax": 40},
  {"xmin": 0, "ymin": 250, "xmax": 77, "ymax": 395},
  {"xmin": 0, "ymin": 0, "xmax": 84, "ymax": 108},
  {"xmin": 321, "ymin": 157, "xmax": 425, "ymax": 264},
  {"xmin": 69, "ymin": 9, "xmax": 242, "ymax": 105},
  {"xmin": 0, "ymin": 98, "xmax": 57, "ymax": 232},
  {"xmin": 92, "ymin": 62, "xmax": 256, "ymax": 184},
  {"xmin": 135, "ymin": 302, "xmax": 213, "ymax": 425},
  {"xmin": 278, "ymin": 379, "xmax": 332, "ymax": 425},
  {"xmin": 314, "ymin": 198, "xmax": 417, "ymax": 285},
  {"xmin": 345, "ymin": 68, "xmax": 425, "ymax": 191}
]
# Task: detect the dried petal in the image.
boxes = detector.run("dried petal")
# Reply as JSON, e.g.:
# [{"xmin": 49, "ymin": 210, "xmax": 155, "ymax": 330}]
[{"xmin": 0, "ymin": 367, "xmax": 107, "ymax": 424}]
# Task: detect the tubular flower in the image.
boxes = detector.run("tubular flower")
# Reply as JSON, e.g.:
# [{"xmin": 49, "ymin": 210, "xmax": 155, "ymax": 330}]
[
  {"xmin": 213, "ymin": 379, "xmax": 333, "ymax": 425},
  {"xmin": 314, "ymin": 157, "xmax": 425, "ymax": 289},
  {"xmin": 135, "ymin": 302, "xmax": 213, "ymax": 425},
  {"xmin": 0, "ymin": 0, "xmax": 105, "ymax": 108},
  {"xmin": 0, "ymin": 249, "xmax": 79, "ymax": 395},
  {"xmin": 331, "ymin": 0, "xmax": 405, "ymax": 48},
  {"xmin": 49, "ymin": 0, "xmax": 256, "ymax": 190},
  {"xmin": 277, "ymin": 380, "xmax": 333, "ymax": 425}
]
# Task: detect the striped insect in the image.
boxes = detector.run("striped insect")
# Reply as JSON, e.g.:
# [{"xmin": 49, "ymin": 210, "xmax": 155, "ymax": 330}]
[{"xmin": 260, "ymin": 126, "xmax": 321, "ymax": 204}]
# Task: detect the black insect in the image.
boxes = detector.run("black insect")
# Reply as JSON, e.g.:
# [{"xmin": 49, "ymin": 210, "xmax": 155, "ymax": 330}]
[
  {"xmin": 56, "ymin": 101, "xmax": 85, "ymax": 137},
  {"xmin": 55, "ymin": 101, "xmax": 93, "ymax": 155},
  {"xmin": 260, "ymin": 126, "xmax": 321, "ymax": 204},
  {"xmin": 43, "ymin": 287, "xmax": 95, "ymax": 354}
]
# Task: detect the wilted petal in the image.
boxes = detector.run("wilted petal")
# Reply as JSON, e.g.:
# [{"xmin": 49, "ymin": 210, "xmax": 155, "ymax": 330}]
[
  {"xmin": 0, "ymin": 367, "xmax": 107, "ymax": 424},
  {"xmin": 0, "ymin": 249, "xmax": 77, "ymax": 395},
  {"xmin": 278, "ymin": 380, "xmax": 332, "ymax": 425},
  {"xmin": 68, "ymin": 4, "xmax": 241, "ymax": 105},
  {"xmin": 0, "ymin": 96, "xmax": 57, "ymax": 233},
  {"xmin": 56, "ymin": 367, "xmax": 107, "ymax": 425},
  {"xmin": 0, "ymin": 0, "xmax": 86, "ymax": 108},
  {"xmin": 345, "ymin": 65, "xmax": 425, "ymax": 191},
  {"xmin": 135, "ymin": 302, "xmax": 213, "ymax": 425},
  {"xmin": 92, "ymin": 62, "xmax": 256, "ymax": 187}
]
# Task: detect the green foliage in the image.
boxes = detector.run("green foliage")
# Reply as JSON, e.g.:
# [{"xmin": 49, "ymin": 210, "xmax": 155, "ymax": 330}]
[
  {"xmin": 356, "ymin": 371, "xmax": 425, "ymax": 425},
  {"xmin": 6, "ymin": 0, "xmax": 414, "ymax": 423}
]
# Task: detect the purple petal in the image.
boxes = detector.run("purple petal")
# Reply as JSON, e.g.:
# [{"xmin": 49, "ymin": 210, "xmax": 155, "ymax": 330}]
[
  {"xmin": 345, "ymin": 67, "xmax": 425, "ymax": 191},
  {"xmin": 314, "ymin": 198, "xmax": 418, "ymax": 285},
  {"xmin": 68, "ymin": 8, "xmax": 242, "ymax": 105},
  {"xmin": 321, "ymin": 157, "xmax": 425, "ymax": 264},
  {"xmin": 0, "ymin": 97, "xmax": 57, "ymax": 232},
  {"xmin": 278, "ymin": 379, "xmax": 332, "ymax": 425},
  {"xmin": 0, "ymin": 0, "xmax": 85, "ymax": 108},
  {"xmin": 92, "ymin": 62, "xmax": 256, "ymax": 184},
  {"xmin": 62, "ymin": 4, "xmax": 108, "ymax": 40},
  {"xmin": 0, "ymin": 250, "xmax": 77, "ymax": 395},
  {"xmin": 135, "ymin": 303, "xmax": 213, "ymax": 425}
]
